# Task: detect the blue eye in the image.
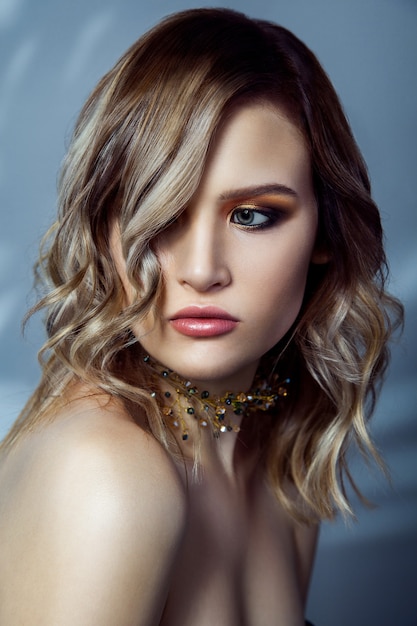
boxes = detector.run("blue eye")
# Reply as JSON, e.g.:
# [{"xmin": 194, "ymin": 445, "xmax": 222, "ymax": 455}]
[{"xmin": 230, "ymin": 206, "xmax": 276, "ymax": 229}]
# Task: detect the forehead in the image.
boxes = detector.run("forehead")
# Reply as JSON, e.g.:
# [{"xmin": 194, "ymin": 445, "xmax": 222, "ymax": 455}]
[{"xmin": 196, "ymin": 103, "xmax": 313, "ymax": 203}]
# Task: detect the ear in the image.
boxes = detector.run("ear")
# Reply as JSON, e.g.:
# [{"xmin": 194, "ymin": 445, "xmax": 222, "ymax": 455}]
[{"xmin": 310, "ymin": 243, "xmax": 331, "ymax": 265}]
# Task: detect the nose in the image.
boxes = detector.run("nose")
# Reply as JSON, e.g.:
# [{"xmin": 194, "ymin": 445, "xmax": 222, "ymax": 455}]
[{"xmin": 172, "ymin": 211, "xmax": 232, "ymax": 292}]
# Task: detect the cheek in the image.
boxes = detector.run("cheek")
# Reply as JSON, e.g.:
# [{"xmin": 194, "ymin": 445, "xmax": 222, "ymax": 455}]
[
  {"xmin": 248, "ymin": 239, "xmax": 314, "ymax": 331},
  {"xmin": 131, "ymin": 312, "xmax": 157, "ymax": 342}
]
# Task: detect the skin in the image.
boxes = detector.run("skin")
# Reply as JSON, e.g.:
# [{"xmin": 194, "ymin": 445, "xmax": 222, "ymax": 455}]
[
  {"xmin": 0, "ymin": 103, "xmax": 323, "ymax": 625},
  {"xmin": 113, "ymin": 103, "xmax": 325, "ymax": 397}
]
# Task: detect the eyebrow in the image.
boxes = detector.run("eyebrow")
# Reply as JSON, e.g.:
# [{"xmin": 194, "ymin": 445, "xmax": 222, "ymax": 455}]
[{"xmin": 219, "ymin": 183, "xmax": 298, "ymax": 201}]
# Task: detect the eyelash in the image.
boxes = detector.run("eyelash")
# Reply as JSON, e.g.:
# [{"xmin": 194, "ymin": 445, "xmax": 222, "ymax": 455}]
[{"xmin": 230, "ymin": 205, "xmax": 281, "ymax": 230}]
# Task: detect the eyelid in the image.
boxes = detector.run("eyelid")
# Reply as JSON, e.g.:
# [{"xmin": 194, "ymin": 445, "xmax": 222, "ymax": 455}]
[
  {"xmin": 231, "ymin": 201, "xmax": 287, "ymax": 217},
  {"xmin": 233, "ymin": 202, "xmax": 275, "ymax": 211},
  {"xmin": 229, "ymin": 192, "xmax": 296, "ymax": 215}
]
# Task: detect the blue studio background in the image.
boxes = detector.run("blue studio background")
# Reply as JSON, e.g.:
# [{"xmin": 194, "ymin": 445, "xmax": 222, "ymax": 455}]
[{"xmin": 1, "ymin": 0, "xmax": 416, "ymax": 624}]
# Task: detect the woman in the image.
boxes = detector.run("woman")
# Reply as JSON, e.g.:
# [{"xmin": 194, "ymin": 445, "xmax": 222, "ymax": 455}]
[{"xmin": 0, "ymin": 8, "xmax": 402, "ymax": 625}]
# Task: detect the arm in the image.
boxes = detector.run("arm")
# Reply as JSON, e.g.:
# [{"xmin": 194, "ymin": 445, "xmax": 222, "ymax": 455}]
[
  {"xmin": 293, "ymin": 521, "xmax": 319, "ymax": 606},
  {"xmin": 0, "ymin": 411, "xmax": 186, "ymax": 625}
]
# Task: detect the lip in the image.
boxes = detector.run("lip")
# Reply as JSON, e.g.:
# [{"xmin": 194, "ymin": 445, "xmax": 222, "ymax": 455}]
[{"xmin": 169, "ymin": 306, "xmax": 239, "ymax": 337}]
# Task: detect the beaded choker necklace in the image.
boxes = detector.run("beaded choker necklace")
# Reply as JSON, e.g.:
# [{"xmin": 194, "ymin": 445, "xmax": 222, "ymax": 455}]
[{"xmin": 144, "ymin": 355, "xmax": 289, "ymax": 441}]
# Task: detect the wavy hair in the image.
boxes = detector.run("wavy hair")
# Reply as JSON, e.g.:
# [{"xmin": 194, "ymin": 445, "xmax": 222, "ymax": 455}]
[{"xmin": 2, "ymin": 8, "xmax": 403, "ymax": 521}]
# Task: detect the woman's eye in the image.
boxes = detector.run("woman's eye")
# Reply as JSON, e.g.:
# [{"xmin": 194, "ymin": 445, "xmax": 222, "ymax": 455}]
[{"xmin": 230, "ymin": 206, "xmax": 276, "ymax": 229}]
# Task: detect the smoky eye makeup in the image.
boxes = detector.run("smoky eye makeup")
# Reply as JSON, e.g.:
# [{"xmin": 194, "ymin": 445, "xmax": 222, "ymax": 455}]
[{"xmin": 229, "ymin": 195, "xmax": 295, "ymax": 230}]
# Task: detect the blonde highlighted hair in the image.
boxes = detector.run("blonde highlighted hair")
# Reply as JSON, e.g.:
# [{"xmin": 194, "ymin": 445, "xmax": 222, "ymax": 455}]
[{"xmin": 2, "ymin": 8, "xmax": 403, "ymax": 521}]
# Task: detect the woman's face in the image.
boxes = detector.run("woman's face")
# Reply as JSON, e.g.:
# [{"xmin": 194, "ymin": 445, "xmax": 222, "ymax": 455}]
[{"xmin": 112, "ymin": 103, "xmax": 326, "ymax": 392}]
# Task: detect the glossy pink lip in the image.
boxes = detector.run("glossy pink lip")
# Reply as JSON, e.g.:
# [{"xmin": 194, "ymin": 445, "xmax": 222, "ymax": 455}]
[{"xmin": 169, "ymin": 306, "xmax": 239, "ymax": 337}]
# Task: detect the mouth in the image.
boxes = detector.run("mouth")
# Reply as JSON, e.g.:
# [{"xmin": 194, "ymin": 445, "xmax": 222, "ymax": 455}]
[{"xmin": 169, "ymin": 306, "xmax": 239, "ymax": 337}]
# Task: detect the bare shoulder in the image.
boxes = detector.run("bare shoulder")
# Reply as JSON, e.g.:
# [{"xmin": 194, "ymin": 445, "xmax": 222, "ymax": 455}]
[
  {"xmin": 8, "ymin": 389, "xmax": 186, "ymax": 522},
  {"xmin": 262, "ymin": 478, "xmax": 319, "ymax": 605},
  {"xmin": 291, "ymin": 514, "xmax": 319, "ymax": 605},
  {"xmin": 0, "ymin": 390, "xmax": 187, "ymax": 625}
]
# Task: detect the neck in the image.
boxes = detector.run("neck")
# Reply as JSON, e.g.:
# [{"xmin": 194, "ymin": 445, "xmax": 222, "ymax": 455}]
[{"xmin": 143, "ymin": 355, "xmax": 289, "ymax": 449}]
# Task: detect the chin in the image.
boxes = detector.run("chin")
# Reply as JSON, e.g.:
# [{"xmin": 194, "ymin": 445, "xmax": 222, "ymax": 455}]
[{"xmin": 167, "ymin": 355, "xmax": 260, "ymax": 392}]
